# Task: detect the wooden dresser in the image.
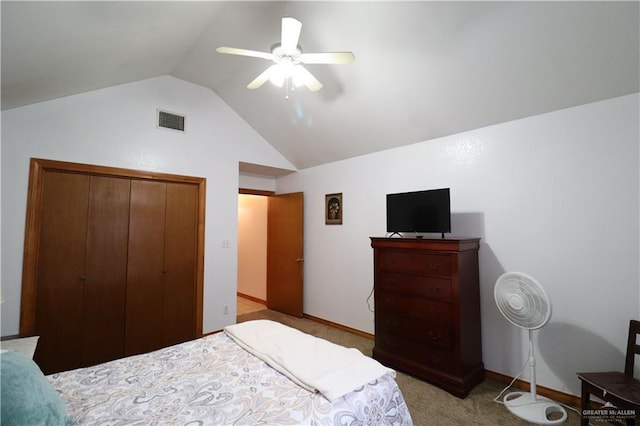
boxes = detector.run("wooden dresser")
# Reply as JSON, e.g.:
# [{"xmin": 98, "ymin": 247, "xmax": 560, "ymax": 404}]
[{"xmin": 370, "ymin": 237, "xmax": 483, "ymax": 398}]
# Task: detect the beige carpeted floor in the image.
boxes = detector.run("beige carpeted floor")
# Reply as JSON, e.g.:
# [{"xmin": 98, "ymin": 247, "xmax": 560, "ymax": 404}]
[{"xmin": 237, "ymin": 309, "xmax": 582, "ymax": 425}]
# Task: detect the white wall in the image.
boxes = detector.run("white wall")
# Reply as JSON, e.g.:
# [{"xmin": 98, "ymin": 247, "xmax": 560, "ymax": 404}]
[
  {"xmin": 0, "ymin": 76, "xmax": 296, "ymax": 335},
  {"xmin": 276, "ymin": 93, "xmax": 640, "ymax": 397},
  {"xmin": 239, "ymin": 172, "xmax": 277, "ymax": 192}
]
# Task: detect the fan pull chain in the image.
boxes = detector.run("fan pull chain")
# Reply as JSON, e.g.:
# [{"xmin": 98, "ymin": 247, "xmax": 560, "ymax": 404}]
[
  {"xmin": 284, "ymin": 76, "xmax": 296, "ymax": 100},
  {"xmin": 285, "ymin": 77, "xmax": 290, "ymax": 100}
]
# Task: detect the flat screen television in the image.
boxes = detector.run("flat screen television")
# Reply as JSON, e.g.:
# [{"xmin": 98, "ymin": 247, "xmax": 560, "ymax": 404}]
[{"xmin": 386, "ymin": 188, "xmax": 451, "ymax": 236}]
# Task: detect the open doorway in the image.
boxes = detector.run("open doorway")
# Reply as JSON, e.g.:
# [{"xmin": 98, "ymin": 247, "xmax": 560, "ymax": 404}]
[
  {"xmin": 237, "ymin": 192, "xmax": 269, "ymax": 316},
  {"xmin": 237, "ymin": 190, "xmax": 305, "ymax": 318}
]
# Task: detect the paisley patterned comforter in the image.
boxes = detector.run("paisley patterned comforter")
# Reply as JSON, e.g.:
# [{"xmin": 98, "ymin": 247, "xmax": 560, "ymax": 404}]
[{"xmin": 48, "ymin": 331, "xmax": 413, "ymax": 425}]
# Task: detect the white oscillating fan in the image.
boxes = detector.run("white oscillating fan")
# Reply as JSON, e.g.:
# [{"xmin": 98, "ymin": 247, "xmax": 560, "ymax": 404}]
[{"xmin": 494, "ymin": 272, "xmax": 567, "ymax": 425}]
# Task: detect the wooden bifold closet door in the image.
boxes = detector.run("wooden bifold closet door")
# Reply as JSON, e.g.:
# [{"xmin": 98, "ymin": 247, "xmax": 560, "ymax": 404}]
[
  {"xmin": 125, "ymin": 180, "xmax": 198, "ymax": 356},
  {"xmin": 84, "ymin": 176, "xmax": 131, "ymax": 365},
  {"xmin": 21, "ymin": 159, "xmax": 205, "ymax": 374},
  {"xmin": 35, "ymin": 172, "xmax": 130, "ymax": 373}
]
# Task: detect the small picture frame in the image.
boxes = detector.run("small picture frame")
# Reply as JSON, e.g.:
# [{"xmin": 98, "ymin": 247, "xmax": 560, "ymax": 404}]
[{"xmin": 325, "ymin": 193, "xmax": 343, "ymax": 225}]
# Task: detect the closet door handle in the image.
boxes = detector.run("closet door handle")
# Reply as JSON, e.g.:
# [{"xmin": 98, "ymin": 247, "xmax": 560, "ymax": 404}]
[{"xmin": 296, "ymin": 258, "xmax": 304, "ymax": 263}]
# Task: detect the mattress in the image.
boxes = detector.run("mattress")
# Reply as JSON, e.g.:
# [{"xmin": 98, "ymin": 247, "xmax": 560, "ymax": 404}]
[{"xmin": 48, "ymin": 325, "xmax": 413, "ymax": 425}]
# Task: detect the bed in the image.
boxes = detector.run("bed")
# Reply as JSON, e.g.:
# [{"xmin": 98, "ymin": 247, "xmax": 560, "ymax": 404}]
[{"xmin": 1, "ymin": 320, "xmax": 413, "ymax": 425}]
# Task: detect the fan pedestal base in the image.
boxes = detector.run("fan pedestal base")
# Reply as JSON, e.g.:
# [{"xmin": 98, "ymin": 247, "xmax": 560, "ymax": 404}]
[{"xmin": 504, "ymin": 391, "xmax": 568, "ymax": 425}]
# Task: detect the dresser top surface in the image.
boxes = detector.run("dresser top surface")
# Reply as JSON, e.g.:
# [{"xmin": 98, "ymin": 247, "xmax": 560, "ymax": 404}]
[{"xmin": 370, "ymin": 236, "xmax": 480, "ymax": 251}]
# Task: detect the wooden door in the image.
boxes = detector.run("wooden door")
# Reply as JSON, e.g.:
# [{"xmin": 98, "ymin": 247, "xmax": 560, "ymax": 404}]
[
  {"xmin": 33, "ymin": 173, "xmax": 130, "ymax": 373},
  {"xmin": 162, "ymin": 182, "xmax": 198, "ymax": 346},
  {"xmin": 125, "ymin": 180, "xmax": 166, "ymax": 356},
  {"xmin": 266, "ymin": 192, "xmax": 304, "ymax": 317},
  {"xmin": 125, "ymin": 180, "xmax": 199, "ymax": 355},
  {"xmin": 34, "ymin": 172, "xmax": 90, "ymax": 374},
  {"xmin": 82, "ymin": 176, "xmax": 130, "ymax": 366}
]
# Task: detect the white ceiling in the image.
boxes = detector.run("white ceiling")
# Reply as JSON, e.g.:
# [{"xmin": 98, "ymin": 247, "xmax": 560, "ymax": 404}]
[{"xmin": 2, "ymin": 1, "xmax": 638, "ymax": 170}]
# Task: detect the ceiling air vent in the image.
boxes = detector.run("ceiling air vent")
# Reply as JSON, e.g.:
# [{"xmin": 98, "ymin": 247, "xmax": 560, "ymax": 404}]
[{"xmin": 157, "ymin": 109, "xmax": 185, "ymax": 132}]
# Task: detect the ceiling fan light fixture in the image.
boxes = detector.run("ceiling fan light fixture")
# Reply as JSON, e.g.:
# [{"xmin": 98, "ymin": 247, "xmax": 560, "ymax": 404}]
[
  {"xmin": 267, "ymin": 63, "xmax": 295, "ymax": 87},
  {"xmin": 291, "ymin": 66, "xmax": 309, "ymax": 88},
  {"xmin": 267, "ymin": 65, "xmax": 285, "ymax": 87},
  {"xmin": 293, "ymin": 65, "xmax": 322, "ymax": 91},
  {"xmin": 217, "ymin": 16, "xmax": 353, "ymax": 94}
]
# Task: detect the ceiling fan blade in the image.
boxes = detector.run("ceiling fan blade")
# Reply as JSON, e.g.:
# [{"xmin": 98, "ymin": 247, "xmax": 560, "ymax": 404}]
[
  {"xmin": 293, "ymin": 65, "xmax": 323, "ymax": 91},
  {"xmin": 247, "ymin": 67, "xmax": 274, "ymax": 89},
  {"xmin": 281, "ymin": 17, "xmax": 302, "ymax": 53},
  {"xmin": 300, "ymin": 52, "xmax": 355, "ymax": 64},
  {"xmin": 216, "ymin": 46, "xmax": 273, "ymax": 60}
]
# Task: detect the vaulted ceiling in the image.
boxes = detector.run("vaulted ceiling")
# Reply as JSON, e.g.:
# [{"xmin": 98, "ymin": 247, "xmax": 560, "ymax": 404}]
[{"xmin": 2, "ymin": 1, "xmax": 638, "ymax": 170}]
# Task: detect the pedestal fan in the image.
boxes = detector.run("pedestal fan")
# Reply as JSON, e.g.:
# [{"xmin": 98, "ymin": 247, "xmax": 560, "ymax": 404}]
[{"xmin": 494, "ymin": 272, "xmax": 567, "ymax": 425}]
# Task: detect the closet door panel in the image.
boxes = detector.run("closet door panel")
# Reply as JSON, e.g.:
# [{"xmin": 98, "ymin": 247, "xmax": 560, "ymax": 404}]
[
  {"xmin": 125, "ymin": 180, "xmax": 166, "ymax": 356},
  {"xmin": 34, "ymin": 172, "xmax": 89, "ymax": 374},
  {"xmin": 83, "ymin": 176, "xmax": 131, "ymax": 366},
  {"xmin": 163, "ymin": 183, "xmax": 198, "ymax": 346}
]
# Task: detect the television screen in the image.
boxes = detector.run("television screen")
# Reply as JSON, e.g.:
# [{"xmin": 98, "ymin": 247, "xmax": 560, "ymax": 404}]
[{"xmin": 386, "ymin": 188, "xmax": 451, "ymax": 234}]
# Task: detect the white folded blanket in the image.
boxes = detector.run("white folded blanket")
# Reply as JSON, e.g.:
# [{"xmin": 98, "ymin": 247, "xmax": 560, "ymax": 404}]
[{"xmin": 224, "ymin": 319, "xmax": 395, "ymax": 401}]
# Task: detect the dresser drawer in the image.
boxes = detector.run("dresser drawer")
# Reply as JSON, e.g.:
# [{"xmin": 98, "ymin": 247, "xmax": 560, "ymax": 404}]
[
  {"xmin": 376, "ymin": 291, "xmax": 452, "ymax": 325},
  {"xmin": 377, "ymin": 250, "xmax": 451, "ymax": 276},
  {"xmin": 375, "ymin": 332, "xmax": 455, "ymax": 372},
  {"xmin": 377, "ymin": 272, "xmax": 452, "ymax": 301},
  {"xmin": 377, "ymin": 315, "xmax": 453, "ymax": 349}
]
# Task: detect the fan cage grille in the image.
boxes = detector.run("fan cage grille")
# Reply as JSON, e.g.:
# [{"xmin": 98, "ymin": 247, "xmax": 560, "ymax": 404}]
[{"xmin": 494, "ymin": 273, "xmax": 551, "ymax": 330}]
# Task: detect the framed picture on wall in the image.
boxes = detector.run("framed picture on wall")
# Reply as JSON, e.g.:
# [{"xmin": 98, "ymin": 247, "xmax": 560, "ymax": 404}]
[{"xmin": 325, "ymin": 193, "xmax": 342, "ymax": 225}]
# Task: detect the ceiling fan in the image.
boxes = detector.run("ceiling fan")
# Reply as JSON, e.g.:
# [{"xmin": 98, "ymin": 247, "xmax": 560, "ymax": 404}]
[{"xmin": 216, "ymin": 17, "xmax": 355, "ymax": 93}]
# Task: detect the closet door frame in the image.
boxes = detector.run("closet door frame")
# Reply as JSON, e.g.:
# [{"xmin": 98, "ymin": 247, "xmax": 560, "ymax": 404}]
[{"xmin": 20, "ymin": 158, "xmax": 206, "ymax": 338}]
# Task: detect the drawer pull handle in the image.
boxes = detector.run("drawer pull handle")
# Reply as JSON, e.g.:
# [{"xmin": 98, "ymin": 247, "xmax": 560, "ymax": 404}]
[
  {"xmin": 384, "ymin": 259, "xmax": 395, "ymax": 266},
  {"xmin": 429, "ymin": 308, "xmax": 442, "ymax": 317},
  {"xmin": 428, "ymin": 287, "xmax": 441, "ymax": 293},
  {"xmin": 385, "ymin": 319, "xmax": 397, "ymax": 326},
  {"xmin": 386, "ymin": 339, "xmax": 397, "ymax": 349},
  {"xmin": 428, "ymin": 263, "xmax": 440, "ymax": 270},
  {"xmin": 429, "ymin": 331, "xmax": 441, "ymax": 341},
  {"xmin": 428, "ymin": 356, "xmax": 442, "ymax": 366},
  {"xmin": 384, "ymin": 278, "xmax": 395, "ymax": 285},
  {"xmin": 384, "ymin": 298, "xmax": 397, "ymax": 305}
]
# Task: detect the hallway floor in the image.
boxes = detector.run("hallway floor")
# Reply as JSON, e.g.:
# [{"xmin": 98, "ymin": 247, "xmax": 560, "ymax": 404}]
[{"xmin": 237, "ymin": 296, "xmax": 266, "ymax": 315}]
